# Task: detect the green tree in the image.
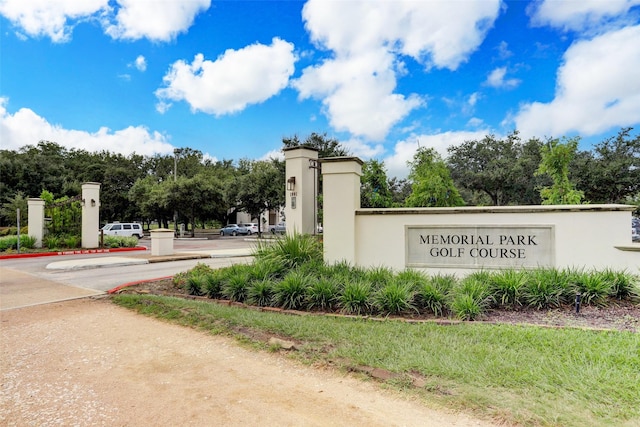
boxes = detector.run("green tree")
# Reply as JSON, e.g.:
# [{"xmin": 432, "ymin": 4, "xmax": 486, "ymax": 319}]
[
  {"xmin": 234, "ymin": 160, "xmax": 285, "ymax": 235},
  {"xmin": 572, "ymin": 128, "xmax": 639, "ymax": 204},
  {"xmin": 282, "ymin": 132, "xmax": 349, "ymax": 158},
  {"xmin": 536, "ymin": 137, "xmax": 584, "ymax": 205},
  {"xmin": 0, "ymin": 191, "xmax": 28, "ymax": 226},
  {"xmin": 360, "ymin": 159, "xmax": 393, "ymax": 208},
  {"xmin": 128, "ymin": 176, "xmax": 174, "ymax": 229},
  {"xmin": 388, "ymin": 177, "xmax": 412, "ymax": 207},
  {"xmin": 447, "ymin": 132, "xmax": 546, "ymax": 206},
  {"xmin": 405, "ymin": 147, "xmax": 464, "ymax": 207},
  {"xmin": 167, "ymin": 174, "xmax": 224, "ymax": 237}
]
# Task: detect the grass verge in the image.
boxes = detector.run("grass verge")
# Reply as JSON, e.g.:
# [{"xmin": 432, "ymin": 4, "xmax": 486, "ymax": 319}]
[{"xmin": 112, "ymin": 293, "xmax": 640, "ymax": 427}]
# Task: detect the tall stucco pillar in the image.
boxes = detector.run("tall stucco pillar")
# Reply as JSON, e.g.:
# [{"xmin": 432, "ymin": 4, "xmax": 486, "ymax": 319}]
[
  {"xmin": 27, "ymin": 198, "xmax": 45, "ymax": 248},
  {"xmin": 321, "ymin": 157, "xmax": 363, "ymax": 265},
  {"xmin": 82, "ymin": 182, "xmax": 101, "ymax": 248},
  {"xmin": 284, "ymin": 146, "xmax": 319, "ymax": 235}
]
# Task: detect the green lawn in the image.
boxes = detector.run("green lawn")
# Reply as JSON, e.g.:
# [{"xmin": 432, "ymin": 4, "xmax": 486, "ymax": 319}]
[{"xmin": 113, "ymin": 294, "xmax": 640, "ymax": 427}]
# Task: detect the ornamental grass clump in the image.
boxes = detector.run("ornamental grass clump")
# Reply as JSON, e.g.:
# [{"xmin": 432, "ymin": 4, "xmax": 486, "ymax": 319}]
[
  {"xmin": 450, "ymin": 277, "xmax": 492, "ymax": 320},
  {"xmin": 395, "ymin": 269, "xmax": 430, "ymax": 291},
  {"xmin": 600, "ymin": 268, "xmax": 640, "ymax": 300},
  {"xmin": 573, "ymin": 270, "xmax": 612, "ymax": 307},
  {"xmin": 253, "ymin": 232, "xmax": 322, "ymax": 270},
  {"xmin": 248, "ymin": 279, "xmax": 275, "ymax": 307},
  {"xmin": 221, "ymin": 264, "xmax": 253, "ymax": 303},
  {"xmin": 374, "ymin": 279, "xmax": 416, "ymax": 315},
  {"xmin": 489, "ymin": 270, "xmax": 528, "ymax": 308},
  {"xmin": 365, "ymin": 266, "xmax": 394, "ymax": 291},
  {"xmin": 339, "ymin": 280, "xmax": 372, "ymax": 315},
  {"xmin": 306, "ymin": 277, "xmax": 339, "ymax": 311},
  {"xmin": 204, "ymin": 270, "xmax": 226, "ymax": 299},
  {"xmin": 273, "ymin": 270, "xmax": 312, "ymax": 310},
  {"xmin": 416, "ymin": 274, "xmax": 455, "ymax": 317},
  {"xmin": 523, "ymin": 268, "xmax": 567, "ymax": 309},
  {"xmin": 186, "ymin": 274, "xmax": 206, "ymax": 296}
]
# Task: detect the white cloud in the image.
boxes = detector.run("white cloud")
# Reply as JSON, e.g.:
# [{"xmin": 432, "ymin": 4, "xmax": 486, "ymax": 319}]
[
  {"xmin": 0, "ymin": 0, "xmax": 210, "ymax": 43},
  {"xmin": 467, "ymin": 118, "xmax": 485, "ymax": 128},
  {"xmin": 295, "ymin": 0, "xmax": 501, "ymax": 141},
  {"xmin": 155, "ymin": 38, "xmax": 297, "ymax": 116},
  {"xmin": 341, "ymin": 138, "xmax": 385, "ymax": 159},
  {"xmin": 383, "ymin": 130, "xmax": 491, "ymax": 179},
  {"xmin": 514, "ymin": 25, "xmax": 640, "ymax": 138},
  {"xmin": 134, "ymin": 55, "xmax": 146, "ymax": 72},
  {"xmin": 485, "ymin": 67, "xmax": 520, "ymax": 89},
  {"xmin": 0, "ymin": 0, "xmax": 108, "ymax": 42},
  {"xmin": 103, "ymin": 0, "xmax": 210, "ymax": 42},
  {"xmin": 529, "ymin": 0, "xmax": 640, "ymax": 32},
  {"xmin": 496, "ymin": 41, "xmax": 513, "ymax": 59},
  {"xmin": 0, "ymin": 98, "xmax": 174, "ymax": 156}
]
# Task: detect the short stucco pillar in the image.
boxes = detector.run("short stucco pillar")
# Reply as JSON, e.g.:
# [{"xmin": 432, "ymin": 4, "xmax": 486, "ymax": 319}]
[
  {"xmin": 321, "ymin": 157, "xmax": 363, "ymax": 265},
  {"xmin": 27, "ymin": 198, "xmax": 45, "ymax": 248},
  {"xmin": 150, "ymin": 228, "xmax": 175, "ymax": 256},
  {"xmin": 284, "ymin": 146, "xmax": 319, "ymax": 235},
  {"xmin": 81, "ymin": 182, "xmax": 101, "ymax": 248}
]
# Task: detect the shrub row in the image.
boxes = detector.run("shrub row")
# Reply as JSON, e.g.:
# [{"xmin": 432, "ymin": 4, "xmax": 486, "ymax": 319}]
[
  {"xmin": 174, "ymin": 234, "xmax": 640, "ymax": 321},
  {"xmin": 0, "ymin": 234, "xmax": 138, "ymax": 252}
]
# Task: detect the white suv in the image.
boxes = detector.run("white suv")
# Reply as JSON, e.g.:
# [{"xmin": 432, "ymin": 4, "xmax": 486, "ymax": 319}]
[
  {"xmin": 101, "ymin": 222, "xmax": 144, "ymax": 239},
  {"xmin": 240, "ymin": 223, "xmax": 259, "ymax": 235}
]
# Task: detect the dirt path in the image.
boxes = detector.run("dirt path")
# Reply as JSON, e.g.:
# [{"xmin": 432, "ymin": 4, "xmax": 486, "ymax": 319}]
[{"xmin": 1, "ymin": 298, "xmax": 495, "ymax": 427}]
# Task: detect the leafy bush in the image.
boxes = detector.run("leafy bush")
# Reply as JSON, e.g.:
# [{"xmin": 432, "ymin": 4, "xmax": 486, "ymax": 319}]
[
  {"xmin": 0, "ymin": 235, "xmax": 17, "ymax": 251},
  {"xmin": 103, "ymin": 235, "xmax": 138, "ymax": 248},
  {"xmin": 273, "ymin": 270, "xmax": 311, "ymax": 310},
  {"xmin": 64, "ymin": 235, "xmax": 81, "ymax": 249},
  {"xmin": 374, "ymin": 279, "xmax": 416, "ymax": 315},
  {"xmin": 340, "ymin": 280, "xmax": 372, "ymax": 315},
  {"xmin": 0, "ymin": 234, "xmax": 36, "ymax": 251},
  {"xmin": 44, "ymin": 235, "xmax": 62, "ymax": 249}
]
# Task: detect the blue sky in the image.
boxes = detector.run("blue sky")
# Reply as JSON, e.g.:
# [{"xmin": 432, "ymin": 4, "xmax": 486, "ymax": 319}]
[{"xmin": 1, "ymin": 0, "xmax": 639, "ymax": 179}]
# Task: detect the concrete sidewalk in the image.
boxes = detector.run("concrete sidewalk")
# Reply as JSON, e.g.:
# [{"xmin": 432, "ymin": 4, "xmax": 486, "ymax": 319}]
[
  {"xmin": 1, "ymin": 248, "xmax": 254, "ymax": 310},
  {"xmin": 0, "ymin": 268, "xmax": 104, "ymax": 311}
]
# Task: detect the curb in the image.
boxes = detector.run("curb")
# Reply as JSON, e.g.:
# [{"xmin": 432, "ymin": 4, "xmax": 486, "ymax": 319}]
[
  {"xmin": 0, "ymin": 246, "xmax": 147, "ymax": 260},
  {"xmin": 107, "ymin": 276, "xmax": 173, "ymax": 294}
]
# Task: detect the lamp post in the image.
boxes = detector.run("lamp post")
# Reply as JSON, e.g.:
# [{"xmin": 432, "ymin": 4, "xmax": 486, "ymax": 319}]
[{"xmin": 173, "ymin": 148, "xmax": 182, "ymax": 234}]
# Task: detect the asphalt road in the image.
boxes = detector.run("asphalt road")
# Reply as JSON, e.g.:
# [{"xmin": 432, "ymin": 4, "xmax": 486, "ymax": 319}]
[{"xmin": 0, "ymin": 236, "xmax": 256, "ymax": 292}]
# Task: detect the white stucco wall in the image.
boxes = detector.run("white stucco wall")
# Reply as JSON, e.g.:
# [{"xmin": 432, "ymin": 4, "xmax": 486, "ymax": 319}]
[{"xmin": 353, "ymin": 205, "xmax": 639, "ymax": 275}]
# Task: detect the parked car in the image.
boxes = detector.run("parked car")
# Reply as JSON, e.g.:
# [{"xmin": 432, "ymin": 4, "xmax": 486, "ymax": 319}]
[
  {"xmin": 270, "ymin": 222, "xmax": 286, "ymax": 234},
  {"xmin": 220, "ymin": 224, "xmax": 249, "ymax": 236},
  {"xmin": 100, "ymin": 222, "xmax": 144, "ymax": 239},
  {"xmin": 240, "ymin": 223, "xmax": 259, "ymax": 235},
  {"xmin": 633, "ymin": 227, "xmax": 640, "ymax": 242}
]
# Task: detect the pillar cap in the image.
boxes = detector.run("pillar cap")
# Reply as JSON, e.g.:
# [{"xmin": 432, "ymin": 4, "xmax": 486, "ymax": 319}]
[{"xmin": 320, "ymin": 156, "xmax": 364, "ymax": 165}]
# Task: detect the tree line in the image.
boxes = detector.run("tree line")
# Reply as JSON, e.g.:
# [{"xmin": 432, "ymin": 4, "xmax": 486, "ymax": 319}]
[{"xmin": 1, "ymin": 128, "xmax": 638, "ymax": 230}]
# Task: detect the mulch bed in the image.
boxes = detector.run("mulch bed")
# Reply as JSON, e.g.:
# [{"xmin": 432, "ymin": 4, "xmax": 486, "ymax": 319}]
[{"xmin": 115, "ymin": 278, "xmax": 640, "ymax": 333}]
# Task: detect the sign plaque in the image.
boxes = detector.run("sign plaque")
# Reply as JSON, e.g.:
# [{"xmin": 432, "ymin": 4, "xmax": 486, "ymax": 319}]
[{"xmin": 406, "ymin": 225, "xmax": 554, "ymax": 269}]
